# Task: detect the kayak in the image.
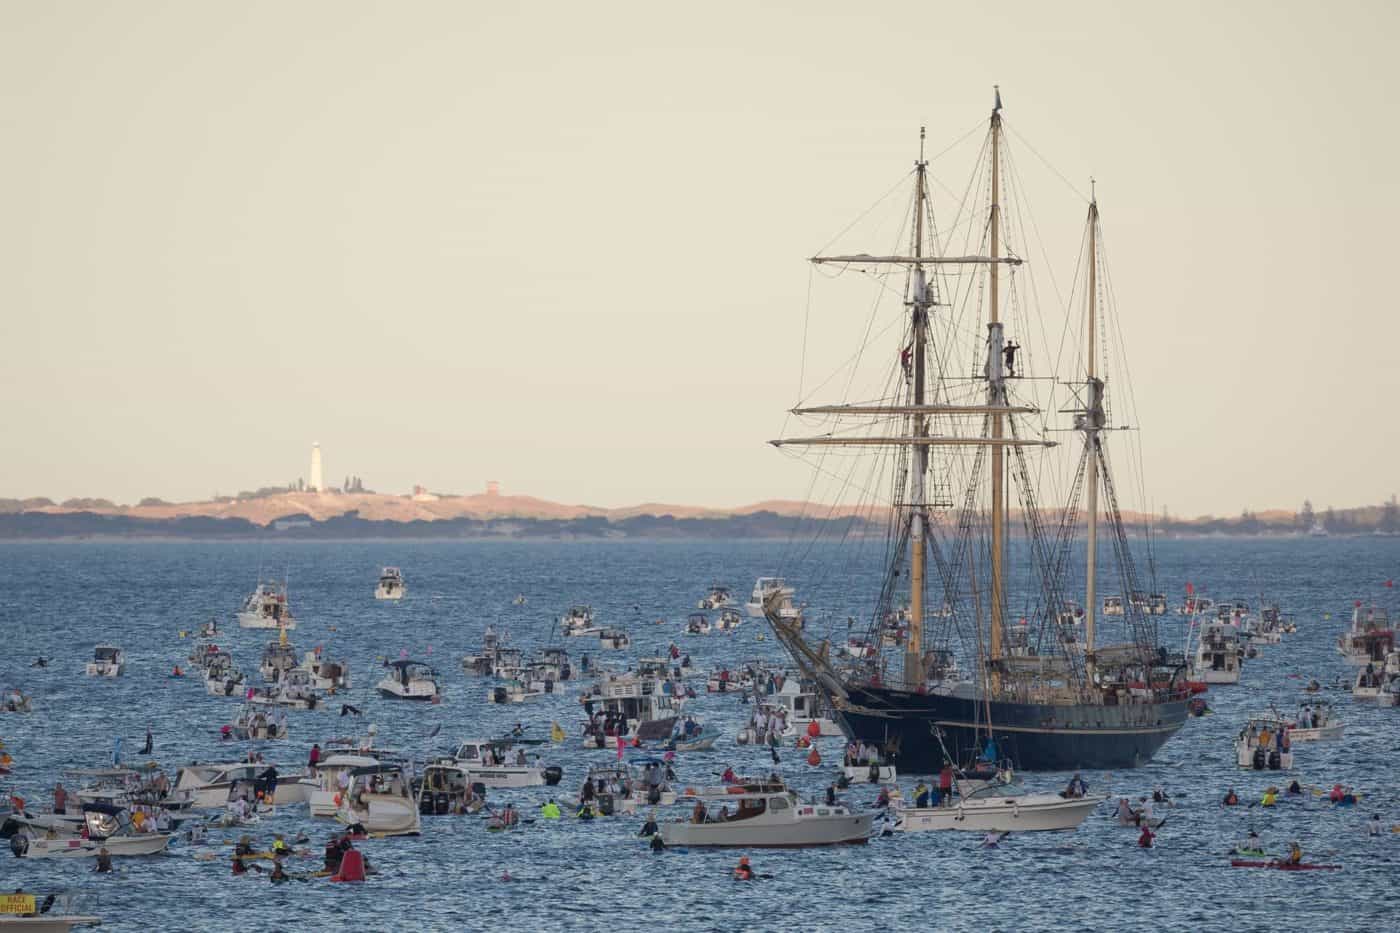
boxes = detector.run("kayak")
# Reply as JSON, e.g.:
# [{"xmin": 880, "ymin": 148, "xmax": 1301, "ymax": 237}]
[{"xmin": 1229, "ymin": 860, "xmax": 1341, "ymax": 871}]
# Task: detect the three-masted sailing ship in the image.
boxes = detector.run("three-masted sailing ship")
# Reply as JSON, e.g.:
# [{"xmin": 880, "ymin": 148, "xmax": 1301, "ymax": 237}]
[{"xmin": 765, "ymin": 91, "xmax": 1189, "ymax": 772}]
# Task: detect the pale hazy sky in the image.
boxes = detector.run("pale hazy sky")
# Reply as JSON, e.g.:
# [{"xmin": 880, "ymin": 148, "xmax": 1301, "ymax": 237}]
[{"xmin": 2, "ymin": 1, "xmax": 1396, "ymax": 516}]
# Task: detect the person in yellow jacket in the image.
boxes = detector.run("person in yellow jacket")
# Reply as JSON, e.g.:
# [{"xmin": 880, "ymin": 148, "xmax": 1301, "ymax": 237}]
[
  {"xmin": 540, "ymin": 799, "xmax": 561, "ymax": 820},
  {"xmin": 1261, "ymin": 787, "xmax": 1278, "ymax": 807}
]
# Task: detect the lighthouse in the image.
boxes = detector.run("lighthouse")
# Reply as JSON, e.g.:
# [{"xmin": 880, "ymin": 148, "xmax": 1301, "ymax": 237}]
[{"xmin": 310, "ymin": 442, "xmax": 325, "ymax": 493}]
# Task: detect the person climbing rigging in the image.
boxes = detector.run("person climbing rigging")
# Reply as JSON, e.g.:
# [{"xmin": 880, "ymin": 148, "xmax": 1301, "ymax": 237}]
[{"xmin": 1003, "ymin": 341, "xmax": 1020, "ymax": 377}]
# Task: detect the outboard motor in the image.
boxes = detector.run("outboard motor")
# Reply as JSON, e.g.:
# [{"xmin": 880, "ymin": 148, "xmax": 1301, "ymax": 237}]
[
  {"xmin": 435, "ymin": 792, "xmax": 450, "ymax": 816},
  {"xmin": 1252, "ymin": 748, "xmax": 1266, "ymax": 770},
  {"xmin": 598, "ymin": 794, "xmax": 615, "ymax": 817},
  {"xmin": 418, "ymin": 793, "xmax": 434, "ymax": 815},
  {"xmin": 1268, "ymin": 750, "xmax": 1281, "ymax": 770},
  {"xmin": 647, "ymin": 785, "xmax": 662, "ymax": 805},
  {"xmin": 544, "ymin": 679, "xmax": 555, "ymax": 694},
  {"xmin": 542, "ymin": 766, "xmax": 564, "ymax": 786},
  {"xmin": 9, "ymin": 834, "xmax": 28, "ymax": 856},
  {"xmin": 471, "ymin": 782, "xmax": 487, "ymax": 799},
  {"xmin": 492, "ymin": 687, "xmax": 508, "ymax": 704}
]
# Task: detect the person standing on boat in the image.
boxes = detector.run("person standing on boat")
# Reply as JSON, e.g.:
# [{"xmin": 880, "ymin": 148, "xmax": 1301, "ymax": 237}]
[
  {"xmin": 938, "ymin": 764, "xmax": 954, "ymax": 805},
  {"xmin": 1062, "ymin": 774, "xmax": 1087, "ymax": 799},
  {"xmin": 140, "ymin": 726, "xmax": 153, "ymax": 756},
  {"xmin": 913, "ymin": 781, "xmax": 930, "ymax": 808},
  {"xmin": 308, "ymin": 743, "xmax": 321, "ymax": 772},
  {"xmin": 52, "ymin": 782, "xmax": 67, "ymax": 815}
]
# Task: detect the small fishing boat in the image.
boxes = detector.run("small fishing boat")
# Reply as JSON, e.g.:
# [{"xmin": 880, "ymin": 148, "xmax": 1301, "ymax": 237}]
[
  {"xmin": 1287, "ymin": 701, "xmax": 1343, "ymax": 741},
  {"xmin": 237, "ymin": 581, "xmax": 296, "ymax": 630},
  {"xmin": 486, "ymin": 678, "xmax": 543, "ymax": 704},
  {"xmin": 769, "ymin": 679, "xmax": 843, "ymax": 738},
  {"xmin": 414, "ymin": 760, "xmax": 484, "ymax": 815},
  {"xmin": 299, "ymin": 650, "xmax": 350, "ymax": 691},
  {"xmin": 1101, "ymin": 596, "xmax": 1125, "ymax": 617},
  {"xmin": 84, "ymin": 645, "xmax": 124, "ymax": 678},
  {"xmin": 309, "ymin": 754, "xmax": 388, "ymax": 818},
  {"xmin": 661, "ymin": 790, "xmax": 871, "ymax": 847},
  {"xmin": 560, "ymin": 606, "xmax": 600, "ymax": 637},
  {"xmin": 894, "ymin": 785, "xmax": 1105, "ymax": 833},
  {"xmin": 227, "ymin": 704, "xmax": 288, "ymax": 740},
  {"xmin": 258, "ymin": 638, "xmax": 299, "ymax": 684},
  {"xmin": 374, "ymin": 567, "xmax": 406, "ymax": 601},
  {"xmin": 574, "ymin": 760, "xmax": 675, "ymax": 815},
  {"xmin": 173, "ymin": 762, "xmax": 311, "ymax": 809},
  {"xmin": 685, "ymin": 613, "xmax": 712, "ymax": 636},
  {"xmin": 1352, "ymin": 663, "xmax": 1388, "ymax": 701},
  {"xmin": 1192, "ymin": 621, "xmax": 1243, "ymax": 685},
  {"xmin": 248, "ymin": 668, "xmax": 323, "ymax": 710},
  {"xmin": 335, "ymin": 763, "xmax": 421, "ymax": 836},
  {"xmin": 744, "ymin": 577, "xmax": 802, "ymax": 620},
  {"xmin": 715, "ymin": 609, "xmax": 743, "ymax": 633},
  {"xmin": 203, "ymin": 652, "xmax": 245, "ymax": 696},
  {"xmin": 376, "ymin": 660, "xmax": 440, "ymax": 701},
  {"xmin": 8, "ymin": 804, "xmax": 174, "ymax": 859},
  {"xmin": 597, "ymin": 628, "xmax": 630, "ymax": 650},
  {"xmin": 447, "ymin": 739, "xmax": 562, "ymax": 788},
  {"xmin": 579, "ymin": 671, "xmax": 685, "ymax": 745},
  {"xmin": 1337, "ymin": 604, "xmax": 1392, "ymax": 664},
  {"xmin": 697, "ymin": 585, "xmax": 732, "ymax": 610},
  {"xmin": 1235, "ymin": 714, "xmax": 1293, "ymax": 770}
]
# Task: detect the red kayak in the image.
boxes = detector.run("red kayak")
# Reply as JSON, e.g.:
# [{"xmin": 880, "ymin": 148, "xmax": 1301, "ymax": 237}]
[{"xmin": 1230, "ymin": 860, "xmax": 1341, "ymax": 871}]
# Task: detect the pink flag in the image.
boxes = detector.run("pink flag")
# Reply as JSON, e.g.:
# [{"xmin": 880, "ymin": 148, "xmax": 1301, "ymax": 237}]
[
  {"xmin": 616, "ymin": 734, "xmax": 624, "ymax": 761},
  {"xmin": 1185, "ymin": 581, "xmax": 1194, "ymax": 595}
]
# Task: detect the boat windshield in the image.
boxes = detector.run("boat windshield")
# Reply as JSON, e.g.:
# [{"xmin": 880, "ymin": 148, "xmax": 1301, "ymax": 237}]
[{"xmin": 964, "ymin": 782, "xmax": 1030, "ymax": 801}]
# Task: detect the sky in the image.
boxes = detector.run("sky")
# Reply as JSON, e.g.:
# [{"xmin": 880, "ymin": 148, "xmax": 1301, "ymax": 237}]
[{"xmin": 1, "ymin": 0, "xmax": 1396, "ymax": 516}]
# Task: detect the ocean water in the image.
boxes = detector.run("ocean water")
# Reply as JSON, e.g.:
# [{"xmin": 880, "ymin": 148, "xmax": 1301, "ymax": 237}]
[{"xmin": 1, "ymin": 536, "xmax": 1398, "ymax": 932}]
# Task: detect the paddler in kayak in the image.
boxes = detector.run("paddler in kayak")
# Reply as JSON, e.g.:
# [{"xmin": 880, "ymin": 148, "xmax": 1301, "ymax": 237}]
[
  {"xmin": 1137, "ymin": 825, "xmax": 1155, "ymax": 848},
  {"xmin": 1232, "ymin": 830, "xmax": 1264, "ymax": 856},
  {"xmin": 1260, "ymin": 787, "xmax": 1278, "ymax": 808},
  {"xmin": 1282, "ymin": 841, "xmax": 1302, "ymax": 866},
  {"xmin": 1222, "ymin": 788, "xmax": 1239, "ymax": 806}
]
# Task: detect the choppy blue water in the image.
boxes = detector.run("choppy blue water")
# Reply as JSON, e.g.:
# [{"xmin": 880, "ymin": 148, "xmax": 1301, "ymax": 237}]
[{"xmin": 1, "ymin": 537, "xmax": 1398, "ymax": 931}]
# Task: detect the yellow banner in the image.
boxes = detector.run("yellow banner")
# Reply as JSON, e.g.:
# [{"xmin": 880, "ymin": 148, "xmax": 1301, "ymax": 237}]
[{"xmin": 0, "ymin": 894, "xmax": 35, "ymax": 915}]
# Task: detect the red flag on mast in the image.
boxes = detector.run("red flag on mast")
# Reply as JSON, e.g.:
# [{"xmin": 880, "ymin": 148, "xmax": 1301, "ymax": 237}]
[{"xmin": 1185, "ymin": 582, "xmax": 1195, "ymax": 595}]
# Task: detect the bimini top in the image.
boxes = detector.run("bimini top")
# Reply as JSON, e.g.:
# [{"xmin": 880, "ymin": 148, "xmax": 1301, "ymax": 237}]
[{"xmin": 386, "ymin": 660, "xmax": 437, "ymax": 674}]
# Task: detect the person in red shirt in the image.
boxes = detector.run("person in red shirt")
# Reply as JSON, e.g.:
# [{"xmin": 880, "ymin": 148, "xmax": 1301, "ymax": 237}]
[
  {"xmin": 1138, "ymin": 825, "xmax": 1155, "ymax": 848},
  {"xmin": 938, "ymin": 764, "xmax": 954, "ymax": 805}
]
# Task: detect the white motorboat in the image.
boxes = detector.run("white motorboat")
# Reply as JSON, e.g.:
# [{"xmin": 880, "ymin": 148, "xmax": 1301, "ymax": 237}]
[
  {"xmin": 227, "ymin": 704, "xmax": 288, "ymax": 740},
  {"xmin": 1101, "ymin": 595, "xmax": 1124, "ymax": 617},
  {"xmin": 173, "ymin": 762, "xmax": 311, "ymax": 809},
  {"xmin": 1145, "ymin": 593, "xmax": 1169, "ymax": 616},
  {"xmin": 841, "ymin": 761, "xmax": 898, "ymax": 785},
  {"xmin": 1191, "ymin": 621, "xmax": 1243, "ymax": 685},
  {"xmin": 414, "ymin": 761, "xmax": 484, "ymax": 815},
  {"xmin": 202, "ymin": 651, "xmax": 245, "ymax": 696},
  {"xmin": 535, "ymin": 647, "xmax": 573, "ymax": 682},
  {"xmin": 299, "ymin": 651, "xmax": 350, "ymax": 691},
  {"xmin": 715, "ymin": 609, "xmax": 743, "ymax": 633},
  {"xmin": 258, "ymin": 638, "xmax": 299, "ymax": 684},
  {"xmin": 597, "ymin": 628, "xmax": 630, "ymax": 650},
  {"xmin": 579, "ymin": 671, "xmax": 685, "ymax": 745},
  {"xmin": 486, "ymin": 678, "xmax": 542, "ymax": 704},
  {"xmin": 744, "ymin": 577, "xmax": 803, "ymax": 623},
  {"xmin": 335, "ymin": 763, "xmax": 420, "ymax": 836},
  {"xmin": 374, "ymin": 567, "xmax": 406, "ymax": 601},
  {"xmin": 660, "ymin": 790, "xmax": 871, "ymax": 847},
  {"xmin": 770, "ymin": 679, "xmax": 843, "ymax": 738},
  {"xmin": 1337, "ymin": 604, "xmax": 1393, "ymax": 665},
  {"xmin": 84, "ymin": 646, "xmax": 124, "ymax": 678},
  {"xmin": 447, "ymin": 739, "xmax": 563, "ymax": 788},
  {"xmin": 560, "ymin": 606, "xmax": 600, "ymax": 637},
  {"xmin": 1287, "ymin": 701, "xmax": 1343, "ymax": 741},
  {"xmin": 237, "ymin": 581, "xmax": 296, "ymax": 630},
  {"xmin": 574, "ymin": 760, "xmax": 675, "ymax": 815},
  {"xmin": 684, "ymin": 613, "xmax": 712, "ymax": 636},
  {"xmin": 894, "ymin": 786, "xmax": 1106, "ymax": 833},
  {"xmin": 248, "ymin": 668, "xmax": 323, "ymax": 710},
  {"xmin": 309, "ymin": 754, "xmax": 384, "ymax": 818},
  {"xmin": 376, "ymin": 660, "xmax": 440, "ymax": 701},
  {"xmin": 697, "ymin": 585, "xmax": 732, "ymax": 610},
  {"xmin": 9, "ymin": 804, "xmax": 173, "ymax": 859},
  {"xmin": 1235, "ymin": 715, "xmax": 1293, "ymax": 770},
  {"xmin": 1352, "ymin": 663, "xmax": 1388, "ymax": 701}
]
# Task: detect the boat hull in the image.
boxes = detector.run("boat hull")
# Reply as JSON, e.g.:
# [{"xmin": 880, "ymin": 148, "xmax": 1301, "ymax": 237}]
[
  {"xmin": 835, "ymin": 684, "xmax": 1189, "ymax": 773},
  {"xmin": 16, "ymin": 833, "xmax": 173, "ymax": 858},
  {"xmin": 658, "ymin": 813, "xmax": 871, "ymax": 847},
  {"xmin": 894, "ymin": 793, "xmax": 1104, "ymax": 832}
]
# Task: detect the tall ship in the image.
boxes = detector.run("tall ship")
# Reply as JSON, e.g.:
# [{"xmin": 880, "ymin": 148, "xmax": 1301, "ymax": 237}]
[{"xmin": 763, "ymin": 91, "xmax": 1189, "ymax": 773}]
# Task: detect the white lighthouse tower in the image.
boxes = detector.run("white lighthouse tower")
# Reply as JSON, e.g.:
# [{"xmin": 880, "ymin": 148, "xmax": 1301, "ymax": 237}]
[{"xmin": 309, "ymin": 442, "xmax": 325, "ymax": 493}]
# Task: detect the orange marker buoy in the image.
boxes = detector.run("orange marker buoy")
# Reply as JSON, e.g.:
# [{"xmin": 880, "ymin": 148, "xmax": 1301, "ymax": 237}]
[
  {"xmin": 806, "ymin": 720, "xmax": 821, "ymax": 738},
  {"xmin": 806, "ymin": 748, "xmax": 822, "ymax": 766}
]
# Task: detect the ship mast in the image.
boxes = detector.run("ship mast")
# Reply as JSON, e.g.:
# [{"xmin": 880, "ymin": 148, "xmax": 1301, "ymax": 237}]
[
  {"xmin": 987, "ymin": 88, "xmax": 1006, "ymax": 669},
  {"xmin": 1082, "ymin": 188, "xmax": 1104, "ymax": 675},
  {"xmin": 905, "ymin": 128, "xmax": 930, "ymax": 689}
]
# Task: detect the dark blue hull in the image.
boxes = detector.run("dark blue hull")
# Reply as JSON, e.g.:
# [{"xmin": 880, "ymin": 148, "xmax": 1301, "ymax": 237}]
[{"xmin": 835, "ymin": 684, "xmax": 1189, "ymax": 774}]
